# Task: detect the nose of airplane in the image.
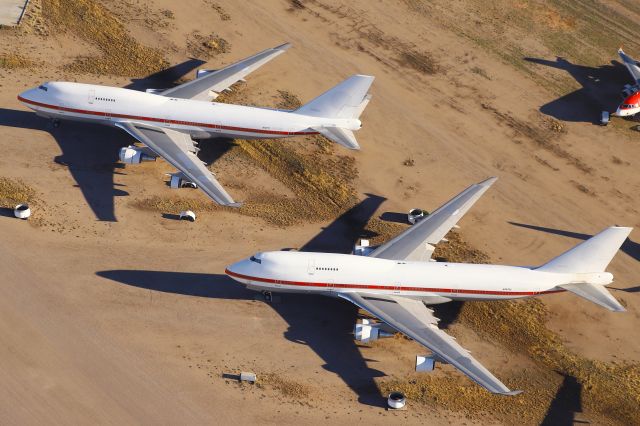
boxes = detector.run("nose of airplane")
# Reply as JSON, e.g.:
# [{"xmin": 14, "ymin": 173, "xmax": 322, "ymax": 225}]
[
  {"xmin": 225, "ymin": 258, "xmax": 249, "ymax": 278},
  {"xmin": 18, "ymin": 87, "xmax": 35, "ymax": 101}
]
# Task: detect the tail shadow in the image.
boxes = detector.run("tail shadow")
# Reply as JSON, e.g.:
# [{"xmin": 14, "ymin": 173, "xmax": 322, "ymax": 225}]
[
  {"xmin": 508, "ymin": 221, "xmax": 639, "ymax": 263},
  {"xmin": 541, "ymin": 373, "xmax": 585, "ymax": 426},
  {"xmin": 524, "ymin": 57, "xmax": 630, "ymax": 123}
]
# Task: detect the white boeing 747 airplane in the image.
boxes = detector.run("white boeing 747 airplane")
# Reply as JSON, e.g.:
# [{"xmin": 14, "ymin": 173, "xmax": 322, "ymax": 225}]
[
  {"xmin": 18, "ymin": 43, "xmax": 374, "ymax": 206},
  {"xmin": 226, "ymin": 177, "xmax": 631, "ymax": 395}
]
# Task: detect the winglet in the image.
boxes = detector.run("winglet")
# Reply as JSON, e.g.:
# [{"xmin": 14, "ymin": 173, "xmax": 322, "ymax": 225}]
[
  {"xmin": 501, "ymin": 389, "xmax": 524, "ymax": 396},
  {"xmin": 274, "ymin": 42, "xmax": 292, "ymax": 51},
  {"xmin": 225, "ymin": 202, "xmax": 243, "ymax": 208}
]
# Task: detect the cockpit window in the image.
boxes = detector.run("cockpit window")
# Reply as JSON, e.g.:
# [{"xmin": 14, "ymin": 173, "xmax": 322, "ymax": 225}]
[
  {"xmin": 250, "ymin": 255, "xmax": 262, "ymax": 264},
  {"xmin": 38, "ymin": 85, "xmax": 48, "ymax": 91}
]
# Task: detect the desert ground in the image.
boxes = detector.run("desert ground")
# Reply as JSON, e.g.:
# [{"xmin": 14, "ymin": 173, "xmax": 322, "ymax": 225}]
[{"xmin": 0, "ymin": 0, "xmax": 639, "ymax": 424}]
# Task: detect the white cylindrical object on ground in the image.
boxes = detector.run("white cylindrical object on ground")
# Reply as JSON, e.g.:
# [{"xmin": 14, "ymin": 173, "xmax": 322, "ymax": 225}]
[
  {"xmin": 387, "ymin": 392, "xmax": 406, "ymax": 409},
  {"xmin": 14, "ymin": 204, "xmax": 31, "ymax": 220}
]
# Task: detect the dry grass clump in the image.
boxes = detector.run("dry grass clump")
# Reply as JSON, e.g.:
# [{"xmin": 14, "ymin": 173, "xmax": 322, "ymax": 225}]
[
  {"xmin": 399, "ymin": 50, "xmax": 440, "ymax": 75},
  {"xmin": 361, "ymin": 218, "xmax": 406, "ymax": 246},
  {"xmin": 0, "ymin": 177, "xmax": 36, "ymax": 207},
  {"xmin": 432, "ymin": 231, "xmax": 490, "ymax": 263},
  {"xmin": 135, "ymin": 89, "xmax": 358, "ymax": 226},
  {"xmin": 0, "ymin": 53, "xmax": 33, "ymax": 69},
  {"xmin": 275, "ymin": 90, "xmax": 303, "ymax": 110},
  {"xmin": 42, "ymin": 0, "xmax": 167, "ymax": 76},
  {"xmin": 204, "ymin": 0, "xmax": 231, "ymax": 21},
  {"xmin": 258, "ymin": 372, "xmax": 311, "ymax": 400},
  {"xmin": 481, "ymin": 103, "xmax": 592, "ymax": 174},
  {"xmin": 187, "ymin": 32, "xmax": 230, "ymax": 59}
]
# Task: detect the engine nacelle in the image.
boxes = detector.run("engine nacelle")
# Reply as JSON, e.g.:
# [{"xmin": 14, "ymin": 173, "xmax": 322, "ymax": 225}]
[
  {"xmin": 169, "ymin": 173, "xmax": 197, "ymax": 189},
  {"xmin": 354, "ymin": 319, "xmax": 393, "ymax": 343},
  {"xmin": 119, "ymin": 146, "xmax": 156, "ymax": 164}
]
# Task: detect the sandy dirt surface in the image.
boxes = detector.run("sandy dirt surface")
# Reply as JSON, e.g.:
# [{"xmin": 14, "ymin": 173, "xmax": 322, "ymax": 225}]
[{"xmin": 0, "ymin": 0, "xmax": 638, "ymax": 424}]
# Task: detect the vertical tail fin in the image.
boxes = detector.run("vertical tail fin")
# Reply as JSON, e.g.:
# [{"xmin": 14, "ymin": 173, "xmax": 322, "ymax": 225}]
[
  {"xmin": 536, "ymin": 226, "xmax": 632, "ymax": 273},
  {"xmin": 294, "ymin": 74, "xmax": 374, "ymax": 119},
  {"xmin": 537, "ymin": 226, "xmax": 632, "ymax": 312}
]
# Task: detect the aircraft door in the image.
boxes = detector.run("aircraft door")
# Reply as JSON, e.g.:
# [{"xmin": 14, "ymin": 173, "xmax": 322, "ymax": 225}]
[
  {"xmin": 307, "ymin": 259, "xmax": 315, "ymax": 275},
  {"xmin": 88, "ymin": 89, "xmax": 95, "ymax": 105}
]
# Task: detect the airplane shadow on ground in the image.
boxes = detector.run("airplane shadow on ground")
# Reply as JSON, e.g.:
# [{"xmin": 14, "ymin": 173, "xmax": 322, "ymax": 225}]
[
  {"xmin": 0, "ymin": 60, "xmax": 210, "ymax": 222},
  {"xmin": 98, "ymin": 194, "xmax": 397, "ymax": 406},
  {"xmin": 524, "ymin": 57, "xmax": 632, "ymax": 124},
  {"xmin": 541, "ymin": 373, "xmax": 585, "ymax": 426}
]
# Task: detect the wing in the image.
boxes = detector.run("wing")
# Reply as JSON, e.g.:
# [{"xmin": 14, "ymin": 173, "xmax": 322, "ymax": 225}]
[
  {"xmin": 618, "ymin": 48, "xmax": 640, "ymax": 84},
  {"xmin": 159, "ymin": 43, "xmax": 291, "ymax": 101},
  {"xmin": 115, "ymin": 122, "xmax": 240, "ymax": 207},
  {"xmin": 369, "ymin": 177, "xmax": 497, "ymax": 261},
  {"xmin": 340, "ymin": 292, "xmax": 521, "ymax": 395}
]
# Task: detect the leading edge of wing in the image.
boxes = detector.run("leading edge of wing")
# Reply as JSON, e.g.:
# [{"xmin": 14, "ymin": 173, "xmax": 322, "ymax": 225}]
[
  {"xmin": 159, "ymin": 42, "xmax": 291, "ymax": 101},
  {"xmin": 369, "ymin": 177, "xmax": 497, "ymax": 262},
  {"xmin": 339, "ymin": 292, "xmax": 521, "ymax": 395},
  {"xmin": 115, "ymin": 122, "xmax": 241, "ymax": 207}
]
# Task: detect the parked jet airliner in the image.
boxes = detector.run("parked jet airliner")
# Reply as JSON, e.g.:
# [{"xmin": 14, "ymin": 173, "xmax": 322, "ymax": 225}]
[
  {"xmin": 226, "ymin": 177, "xmax": 631, "ymax": 395},
  {"xmin": 18, "ymin": 43, "xmax": 374, "ymax": 206}
]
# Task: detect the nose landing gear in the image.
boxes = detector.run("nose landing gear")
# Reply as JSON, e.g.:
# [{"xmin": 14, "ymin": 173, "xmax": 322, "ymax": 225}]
[{"xmin": 262, "ymin": 291, "xmax": 273, "ymax": 302}]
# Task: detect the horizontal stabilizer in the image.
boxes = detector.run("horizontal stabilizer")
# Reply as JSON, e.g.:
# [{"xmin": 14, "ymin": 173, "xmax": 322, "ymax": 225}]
[
  {"xmin": 537, "ymin": 226, "xmax": 632, "ymax": 273},
  {"xmin": 559, "ymin": 282, "xmax": 626, "ymax": 312},
  {"xmin": 312, "ymin": 126, "xmax": 360, "ymax": 150}
]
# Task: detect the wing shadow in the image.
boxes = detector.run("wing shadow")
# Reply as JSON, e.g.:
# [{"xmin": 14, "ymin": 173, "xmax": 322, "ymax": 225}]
[
  {"xmin": 0, "ymin": 107, "xmax": 129, "ymax": 222},
  {"xmin": 524, "ymin": 57, "xmax": 631, "ymax": 123},
  {"xmin": 2, "ymin": 60, "xmax": 219, "ymax": 221},
  {"xmin": 97, "ymin": 193, "xmax": 391, "ymax": 406}
]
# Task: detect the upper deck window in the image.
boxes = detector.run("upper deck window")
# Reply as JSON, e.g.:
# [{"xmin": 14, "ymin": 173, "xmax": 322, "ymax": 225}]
[
  {"xmin": 250, "ymin": 255, "xmax": 262, "ymax": 264},
  {"xmin": 38, "ymin": 85, "xmax": 48, "ymax": 91}
]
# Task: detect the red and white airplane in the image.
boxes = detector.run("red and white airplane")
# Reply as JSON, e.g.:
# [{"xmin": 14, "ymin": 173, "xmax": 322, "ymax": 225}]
[
  {"xmin": 226, "ymin": 177, "xmax": 631, "ymax": 395},
  {"xmin": 615, "ymin": 48, "xmax": 640, "ymax": 117},
  {"xmin": 18, "ymin": 43, "xmax": 374, "ymax": 206}
]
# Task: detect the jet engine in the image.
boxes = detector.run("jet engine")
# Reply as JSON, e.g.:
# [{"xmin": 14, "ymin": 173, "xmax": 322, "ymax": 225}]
[
  {"xmin": 169, "ymin": 172, "xmax": 197, "ymax": 189},
  {"xmin": 354, "ymin": 319, "xmax": 394, "ymax": 343},
  {"xmin": 119, "ymin": 146, "xmax": 157, "ymax": 164}
]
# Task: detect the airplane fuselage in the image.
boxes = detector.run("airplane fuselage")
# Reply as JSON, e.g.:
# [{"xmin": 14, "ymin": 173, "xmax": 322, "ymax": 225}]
[
  {"xmin": 225, "ymin": 251, "xmax": 614, "ymax": 304},
  {"xmin": 18, "ymin": 82, "xmax": 360, "ymax": 139}
]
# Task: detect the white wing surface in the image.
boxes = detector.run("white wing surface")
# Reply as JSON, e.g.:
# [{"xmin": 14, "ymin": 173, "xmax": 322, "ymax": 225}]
[
  {"xmin": 340, "ymin": 292, "xmax": 521, "ymax": 395},
  {"xmin": 116, "ymin": 122, "xmax": 240, "ymax": 206},
  {"xmin": 369, "ymin": 177, "xmax": 497, "ymax": 261},
  {"xmin": 160, "ymin": 43, "xmax": 291, "ymax": 101},
  {"xmin": 618, "ymin": 48, "xmax": 640, "ymax": 84}
]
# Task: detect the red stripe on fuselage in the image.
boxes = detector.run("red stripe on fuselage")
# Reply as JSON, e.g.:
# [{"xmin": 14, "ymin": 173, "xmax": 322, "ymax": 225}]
[
  {"xmin": 224, "ymin": 269, "xmax": 564, "ymax": 297},
  {"xmin": 17, "ymin": 96, "xmax": 319, "ymax": 137}
]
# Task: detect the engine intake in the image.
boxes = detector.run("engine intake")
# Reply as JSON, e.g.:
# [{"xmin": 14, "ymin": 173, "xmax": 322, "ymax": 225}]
[
  {"xmin": 119, "ymin": 146, "xmax": 156, "ymax": 164},
  {"xmin": 169, "ymin": 172, "xmax": 197, "ymax": 189},
  {"xmin": 354, "ymin": 319, "xmax": 394, "ymax": 343}
]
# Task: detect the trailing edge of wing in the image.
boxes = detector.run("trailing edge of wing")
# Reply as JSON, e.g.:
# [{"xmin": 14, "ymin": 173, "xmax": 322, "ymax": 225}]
[
  {"xmin": 369, "ymin": 177, "xmax": 497, "ymax": 261},
  {"xmin": 339, "ymin": 292, "xmax": 521, "ymax": 395},
  {"xmin": 115, "ymin": 122, "xmax": 241, "ymax": 207},
  {"xmin": 160, "ymin": 43, "xmax": 291, "ymax": 101}
]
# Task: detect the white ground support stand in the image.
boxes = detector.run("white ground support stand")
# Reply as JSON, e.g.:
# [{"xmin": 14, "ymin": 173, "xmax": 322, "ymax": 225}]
[{"xmin": 387, "ymin": 392, "xmax": 407, "ymax": 410}]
